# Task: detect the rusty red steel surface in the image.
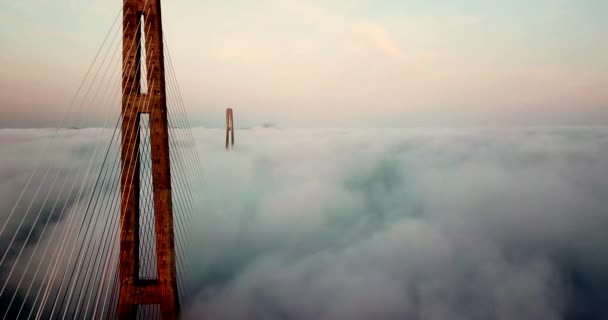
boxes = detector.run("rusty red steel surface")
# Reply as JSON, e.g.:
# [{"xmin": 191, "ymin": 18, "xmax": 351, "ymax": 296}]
[{"xmin": 118, "ymin": 0, "xmax": 180, "ymax": 318}]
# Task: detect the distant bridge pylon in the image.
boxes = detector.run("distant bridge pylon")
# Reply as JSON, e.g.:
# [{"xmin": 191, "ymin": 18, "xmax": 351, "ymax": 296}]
[{"xmin": 226, "ymin": 108, "xmax": 235, "ymax": 149}]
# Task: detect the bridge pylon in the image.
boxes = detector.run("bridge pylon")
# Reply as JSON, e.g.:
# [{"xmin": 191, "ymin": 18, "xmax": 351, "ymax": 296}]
[
  {"xmin": 225, "ymin": 108, "xmax": 234, "ymax": 149},
  {"xmin": 118, "ymin": 0, "xmax": 180, "ymax": 318}
]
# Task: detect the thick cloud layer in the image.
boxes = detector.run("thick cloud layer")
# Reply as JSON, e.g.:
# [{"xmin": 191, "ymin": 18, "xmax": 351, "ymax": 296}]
[
  {"xmin": 185, "ymin": 127, "xmax": 608, "ymax": 320},
  {"xmin": 1, "ymin": 127, "xmax": 608, "ymax": 319}
]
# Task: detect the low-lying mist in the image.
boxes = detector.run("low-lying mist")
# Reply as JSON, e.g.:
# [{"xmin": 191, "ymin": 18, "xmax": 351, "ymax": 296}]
[{"xmin": 1, "ymin": 127, "xmax": 607, "ymax": 319}]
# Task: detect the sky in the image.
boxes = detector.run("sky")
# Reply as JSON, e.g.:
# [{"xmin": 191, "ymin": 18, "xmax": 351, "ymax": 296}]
[{"xmin": 0, "ymin": 0, "xmax": 607, "ymax": 127}]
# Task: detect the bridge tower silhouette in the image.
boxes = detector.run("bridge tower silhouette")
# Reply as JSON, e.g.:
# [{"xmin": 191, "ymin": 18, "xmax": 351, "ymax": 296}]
[
  {"xmin": 225, "ymin": 108, "xmax": 234, "ymax": 149},
  {"xmin": 0, "ymin": 0, "xmax": 202, "ymax": 317},
  {"xmin": 118, "ymin": 0, "xmax": 180, "ymax": 318}
]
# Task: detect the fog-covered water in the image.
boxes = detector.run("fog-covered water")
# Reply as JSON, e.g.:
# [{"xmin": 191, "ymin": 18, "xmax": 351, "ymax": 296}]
[{"xmin": 1, "ymin": 127, "xmax": 608, "ymax": 319}]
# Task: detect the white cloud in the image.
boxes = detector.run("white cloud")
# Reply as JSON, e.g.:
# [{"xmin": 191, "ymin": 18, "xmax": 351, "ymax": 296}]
[
  {"xmin": 176, "ymin": 126, "xmax": 608, "ymax": 319},
  {"xmin": 1, "ymin": 126, "xmax": 608, "ymax": 318}
]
